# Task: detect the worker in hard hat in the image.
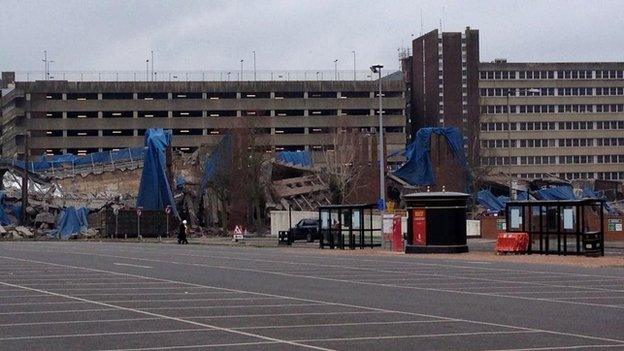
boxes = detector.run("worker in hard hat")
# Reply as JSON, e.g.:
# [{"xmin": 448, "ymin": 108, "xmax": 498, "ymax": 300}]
[{"xmin": 178, "ymin": 220, "xmax": 189, "ymax": 244}]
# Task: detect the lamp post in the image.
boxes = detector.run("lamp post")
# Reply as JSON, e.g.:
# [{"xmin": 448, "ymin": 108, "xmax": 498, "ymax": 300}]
[
  {"xmin": 240, "ymin": 59, "xmax": 244, "ymax": 81},
  {"xmin": 370, "ymin": 65, "xmax": 384, "ymax": 204},
  {"xmin": 352, "ymin": 51, "xmax": 356, "ymax": 81},
  {"xmin": 145, "ymin": 59, "xmax": 149, "ymax": 81},
  {"xmin": 150, "ymin": 51, "xmax": 154, "ymax": 81},
  {"xmin": 252, "ymin": 51, "xmax": 256, "ymax": 81},
  {"xmin": 506, "ymin": 87, "xmax": 540, "ymax": 199},
  {"xmin": 371, "ymin": 64, "xmax": 385, "ymax": 248},
  {"xmin": 334, "ymin": 59, "xmax": 338, "ymax": 80}
]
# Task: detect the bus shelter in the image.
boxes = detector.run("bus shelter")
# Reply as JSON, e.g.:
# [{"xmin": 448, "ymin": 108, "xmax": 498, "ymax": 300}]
[
  {"xmin": 318, "ymin": 204, "xmax": 381, "ymax": 249},
  {"xmin": 505, "ymin": 199, "xmax": 605, "ymax": 256}
]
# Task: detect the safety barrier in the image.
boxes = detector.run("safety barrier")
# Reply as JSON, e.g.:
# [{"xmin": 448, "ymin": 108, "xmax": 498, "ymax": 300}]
[{"xmin": 495, "ymin": 232, "xmax": 529, "ymax": 254}]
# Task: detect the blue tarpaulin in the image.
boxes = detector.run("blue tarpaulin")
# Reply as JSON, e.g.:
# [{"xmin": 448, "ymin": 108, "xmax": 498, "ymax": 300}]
[
  {"xmin": 0, "ymin": 193, "xmax": 12, "ymax": 226},
  {"xmin": 394, "ymin": 127, "xmax": 467, "ymax": 186},
  {"xmin": 7, "ymin": 147, "xmax": 145, "ymax": 172},
  {"xmin": 200, "ymin": 134, "xmax": 233, "ymax": 193},
  {"xmin": 276, "ymin": 151, "xmax": 313, "ymax": 168},
  {"xmin": 136, "ymin": 129, "xmax": 178, "ymax": 217},
  {"xmin": 476, "ymin": 190, "xmax": 504, "ymax": 212},
  {"xmin": 54, "ymin": 206, "xmax": 89, "ymax": 239},
  {"xmin": 582, "ymin": 187, "xmax": 617, "ymax": 214},
  {"xmin": 536, "ymin": 186, "xmax": 576, "ymax": 200}
]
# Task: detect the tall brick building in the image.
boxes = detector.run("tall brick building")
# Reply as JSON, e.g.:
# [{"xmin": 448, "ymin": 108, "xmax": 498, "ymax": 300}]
[{"xmin": 403, "ymin": 27, "xmax": 481, "ymax": 164}]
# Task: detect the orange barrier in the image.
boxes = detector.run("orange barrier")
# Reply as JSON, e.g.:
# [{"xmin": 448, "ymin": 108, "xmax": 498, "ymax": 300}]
[{"xmin": 495, "ymin": 232, "xmax": 529, "ymax": 254}]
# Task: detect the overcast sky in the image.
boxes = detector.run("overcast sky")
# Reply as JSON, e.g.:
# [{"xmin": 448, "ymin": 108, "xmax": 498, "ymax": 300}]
[{"xmin": 1, "ymin": 0, "xmax": 623, "ymax": 74}]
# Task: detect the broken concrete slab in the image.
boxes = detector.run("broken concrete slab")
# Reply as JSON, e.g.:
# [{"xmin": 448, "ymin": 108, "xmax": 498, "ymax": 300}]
[
  {"xmin": 15, "ymin": 226, "xmax": 34, "ymax": 238},
  {"xmin": 35, "ymin": 212, "xmax": 56, "ymax": 224}
]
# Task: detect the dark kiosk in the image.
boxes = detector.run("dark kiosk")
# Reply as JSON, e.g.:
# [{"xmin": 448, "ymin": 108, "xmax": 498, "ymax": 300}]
[{"xmin": 404, "ymin": 191, "xmax": 469, "ymax": 253}]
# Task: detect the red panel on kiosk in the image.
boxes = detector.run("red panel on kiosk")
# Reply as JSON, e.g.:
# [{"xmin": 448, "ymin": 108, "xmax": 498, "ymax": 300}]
[
  {"xmin": 391, "ymin": 215, "xmax": 403, "ymax": 252},
  {"xmin": 412, "ymin": 208, "xmax": 426, "ymax": 245}
]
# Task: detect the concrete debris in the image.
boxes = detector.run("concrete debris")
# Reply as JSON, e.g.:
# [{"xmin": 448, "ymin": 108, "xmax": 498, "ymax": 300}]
[
  {"xmin": 34, "ymin": 212, "xmax": 56, "ymax": 224},
  {"xmin": 15, "ymin": 226, "xmax": 34, "ymax": 238},
  {"xmin": 0, "ymin": 225, "xmax": 5, "ymax": 234},
  {"xmin": 266, "ymin": 162, "xmax": 331, "ymax": 211}
]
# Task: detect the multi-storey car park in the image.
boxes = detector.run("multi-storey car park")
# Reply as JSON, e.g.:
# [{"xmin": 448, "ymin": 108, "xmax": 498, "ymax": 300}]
[
  {"xmin": 0, "ymin": 72, "xmax": 406, "ymax": 167},
  {"xmin": 479, "ymin": 61, "xmax": 624, "ymax": 181}
]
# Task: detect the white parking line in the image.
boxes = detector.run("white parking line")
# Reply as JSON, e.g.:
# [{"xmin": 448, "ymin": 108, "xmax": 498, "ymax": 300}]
[
  {"xmin": 185, "ymin": 311, "xmax": 392, "ymax": 319},
  {"xmin": 234, "ymin": 319, "xmax": 452, "ymax": 330},
  {"xmin": 0, "ymin": 317, "xmax": 164, "ymax": 327},
  {"xmin": 483, "ymin": 344, "xmax": 624, "ymax": 351},
  {"xmin": 1, "ymin": 255, "xmax": 623, "ymax": 346},
  {"xmin": 114, "ymin": 263, "xmax": 153, "ymax": 269},
  {"xmin": 292, "ymin": 330, "xmax": 537, "ymax": 342},
  {"xmin": 99, "ymin": 341, "xmax": 278, "ymax": 351},
  {"xmin": 0, "ymin": 308, "xmax": 115, "ymax": 315},
  {"xmin": 51, "ymin": 249, "xmax": 624, "ymax": 310},
  {"xmin": 0, "ymin": 281, "xmax": 334, "ymax": 350},
  {"xmin": 0, "ymin": 328, "xmax": 213, "ymax": 341}
]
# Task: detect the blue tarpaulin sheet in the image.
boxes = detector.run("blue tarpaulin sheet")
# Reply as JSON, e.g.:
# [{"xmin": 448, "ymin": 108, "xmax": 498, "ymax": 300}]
[
  {"xmin": 276, "ymin": 151, "xmax": 313, "ymax": 167},
  {"xmin": 476, "ymin": 190, "xmax": 504, "ymax": 212},
  {"xmin": 536, "ymin": 186, "xmax": 576, "ymax": 200},
  {"xmin": 8, "ymin": 147, "xmax": 145, "ymax": 172},
  {"xmin": 136, "ymin": 129, "xmax": 178, "ymax": 217},
  {"xmin": 582, "ymin": 187, "xmax": 616, "ymax": 214},
  {"xmin": 54, "ymin": 206, "xmax": 88, "ymax": 239},
  {"xmin": 0, "ymin": 193, "xmax": 12, "ymax": 226},
  {"xmin": 497, "ymin": 191, "xmax": 528, "ymax": 208},
  {"xmin": 394, "ymin": 127, "xmax": 467, "ymax": 186},
  {"xmin": 200, "ymin": 134, "xmax": 233, "ymax": 193}
]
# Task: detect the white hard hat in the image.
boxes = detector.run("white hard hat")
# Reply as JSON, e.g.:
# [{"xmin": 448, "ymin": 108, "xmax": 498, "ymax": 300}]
[{"xmin": 182, "ymin": 220, "xmax": 187, "ymax": 224}]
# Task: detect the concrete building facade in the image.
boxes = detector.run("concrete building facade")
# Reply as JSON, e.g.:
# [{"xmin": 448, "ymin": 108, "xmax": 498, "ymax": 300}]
[
  {"xmin": 402, "ymin": 28, "xmax": 623, "ymax": 183},
  {"xmin": 479, "ymin": 61, "xmax": 624, "ymax": 181},
  {"xmin": 0, "ymin": 76, "xmax": 406, "ymax": 164}
]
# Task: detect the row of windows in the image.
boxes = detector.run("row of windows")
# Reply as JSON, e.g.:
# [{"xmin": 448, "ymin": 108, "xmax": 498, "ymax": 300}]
[
  {"xmin": 481, "ymin": 104, "xmax": 624, "ymax": 114},
  {"xmin": 480, "ymin": 121, "xmax": 624, "ymax": 131},
  {"xmin": 481, "ymin": 138, "xmax": 624, "ymax": 149},
  {"xmin": 481, "ymin": 155, "xmax": 624, "ymax": 166},
  {"xmin": 39, "ymin": 127, "xmax": 404, "ymax": 136},
  {"xmin": 509, "ymin": 172, "xmax": 624, "ymax": 180},
  {"xmin": 480, "ymin": 69, "xmax": 624, "ymax": 80},
  {"xmin": 40, "ymin": 109, "xmax": 404, "ymax": 118},
  {"xmin": 42, "ymin": 91, "xmax": 402, "ymax": 100},
  {"xmin": 479, "ymin": 87, "xmax": 624, "ymax": 97}
]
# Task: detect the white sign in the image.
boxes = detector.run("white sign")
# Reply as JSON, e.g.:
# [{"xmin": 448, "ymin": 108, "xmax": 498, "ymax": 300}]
[
  {"xmin": 510, "ymin": 208, "xmax": 522, "ymax": 229},
  {"xmin": 616, "ymin": 224, "xmax": 623, "ymax": 231},
  {"xmin": 321, "ymin": 212, "xmax": 329, "ymax": 230},
  {"xmin": 563, "ymin": 208, "xmax": 575, "ymax": 230}
]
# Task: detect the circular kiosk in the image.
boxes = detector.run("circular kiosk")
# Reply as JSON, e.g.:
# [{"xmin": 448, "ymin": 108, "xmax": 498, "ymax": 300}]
[{"xmin": 404, "ymin": 191, "xmax": 469, "ymax": 253}]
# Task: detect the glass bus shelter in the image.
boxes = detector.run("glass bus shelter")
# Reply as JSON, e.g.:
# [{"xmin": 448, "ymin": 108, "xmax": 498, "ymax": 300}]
[{"xmin": 505, "ymin": 199, "xmax": 605, "ymax": 256}]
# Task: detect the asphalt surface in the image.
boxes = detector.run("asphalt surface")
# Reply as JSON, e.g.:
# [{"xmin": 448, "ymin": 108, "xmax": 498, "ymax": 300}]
[{"xmin": 0, "ymin": 241, "xmax": 623, "ymax": 351}]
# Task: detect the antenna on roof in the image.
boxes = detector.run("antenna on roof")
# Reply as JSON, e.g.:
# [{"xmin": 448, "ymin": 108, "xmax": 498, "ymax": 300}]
[{"xmin": 420, "ymin": 9, "xmax": 423, "ymax": 35}]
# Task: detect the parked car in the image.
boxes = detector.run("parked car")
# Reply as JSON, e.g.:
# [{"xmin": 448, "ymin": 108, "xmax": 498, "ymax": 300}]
[{"xmin": 289, "ymin": 218, "xmax": 320, "ymax": 242}]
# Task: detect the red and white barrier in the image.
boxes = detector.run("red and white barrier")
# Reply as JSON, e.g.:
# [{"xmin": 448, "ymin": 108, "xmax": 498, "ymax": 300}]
[{"xmin": 495, "ymin": 232, "xmax": 529, "ymax": 254}]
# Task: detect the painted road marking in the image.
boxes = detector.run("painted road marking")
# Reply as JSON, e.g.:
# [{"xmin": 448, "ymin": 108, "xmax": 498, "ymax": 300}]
[{"xmin": 113, "ymin": 262, "xmax": 153, "ymax": 269}]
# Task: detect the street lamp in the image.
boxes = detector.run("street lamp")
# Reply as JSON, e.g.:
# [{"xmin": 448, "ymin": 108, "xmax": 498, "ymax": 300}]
[
  {"xmin": 370, "ymin": 64, "xmax": 384, "ymax": 208},
  {"xmin": 252, "ymin": 51, "xmax": 256, "ymax": 81},
  {"xmin": 334, "ymin": 59, "xmax": 338, "ymax": 80},
  {"xmin": 505, "ymin": 87, "xmax": 540, "ymax": 199},
  {"xmin": 352, "ymin": 51, "xmax": 356, "ymax": 81},
  {"xmin": 145, "ymin": 59, "xmax": 149, "ymax": 81},
  {"xmin": 240, "ymin": 59, "xmax": 244, "ymax": 81}
]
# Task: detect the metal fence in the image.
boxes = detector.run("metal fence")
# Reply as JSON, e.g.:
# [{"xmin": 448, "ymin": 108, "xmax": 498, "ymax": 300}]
[{"xmin": 13, "ymin": 69, "xmax": 398, "ymax": 82}]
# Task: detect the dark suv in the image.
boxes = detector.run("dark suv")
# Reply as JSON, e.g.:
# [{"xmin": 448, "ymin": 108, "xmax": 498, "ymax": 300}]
[{"xmin": 290, "ymin": 218, "xmax": 320, "ymax": 242}]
